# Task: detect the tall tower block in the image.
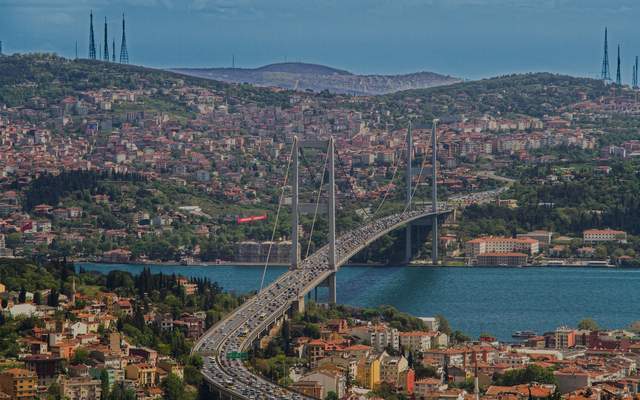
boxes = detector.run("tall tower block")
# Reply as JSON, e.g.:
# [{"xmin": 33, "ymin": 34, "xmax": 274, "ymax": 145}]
[
  {"xmin": 119, "ymin": 13, "xmax": 129, "ymax": 64},
  {"xmin": 103, "ymin": 17, "xmax": 109, "ymax": 61},
  {"xmin": 89, "ymin": 11, "xmax": 96, "ymax": 60}
]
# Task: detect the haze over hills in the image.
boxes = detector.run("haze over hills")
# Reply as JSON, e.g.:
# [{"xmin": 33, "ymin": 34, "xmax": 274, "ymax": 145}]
[{"xmin": 169, "ymin": 62, "xmax": 461, "ymax": 95}]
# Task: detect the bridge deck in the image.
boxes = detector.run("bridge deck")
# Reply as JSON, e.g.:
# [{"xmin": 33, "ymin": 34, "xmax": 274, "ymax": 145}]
[{"xmin": 194, "ymin": 207, "xmax": 451, "ymax": 400}]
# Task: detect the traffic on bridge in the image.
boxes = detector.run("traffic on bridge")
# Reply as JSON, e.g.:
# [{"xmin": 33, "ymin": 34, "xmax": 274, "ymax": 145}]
[{"xmin": 194, "ymin": 206, "xmax": 451, "ymax": 400}]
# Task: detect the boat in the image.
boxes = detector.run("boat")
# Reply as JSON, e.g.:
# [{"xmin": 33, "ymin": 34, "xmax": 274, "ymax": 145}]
[{"xmin": 512, "ymin": 330, "xmax": 536, "ymax": 339}]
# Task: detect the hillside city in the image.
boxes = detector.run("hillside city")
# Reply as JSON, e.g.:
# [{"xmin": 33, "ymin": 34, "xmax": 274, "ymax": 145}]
[{"xmin": 2, "ymin": 51, "xmax": 640, "ymax": 400}]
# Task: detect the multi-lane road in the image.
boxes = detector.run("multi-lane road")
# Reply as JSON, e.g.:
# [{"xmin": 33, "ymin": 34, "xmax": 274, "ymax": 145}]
[{"xmin": 193, "ymin": 207, "xmax": 452, "ymax": 400}]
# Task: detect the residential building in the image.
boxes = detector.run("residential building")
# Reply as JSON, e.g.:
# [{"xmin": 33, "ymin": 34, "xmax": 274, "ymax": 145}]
[
  {"xmin": 399, "ymin": 331, "xmax": 432, "ymax": 352},
  {"xmin": 369, "ymin": 325, "xmax": 399, "ymax": 352},
  {"xmin": 60, "ymin": 376, "xmax": 102, "ymax": 400},
  {"xmin": 0, "ymin": 368, "xmax": 37, "ymax": 400}
]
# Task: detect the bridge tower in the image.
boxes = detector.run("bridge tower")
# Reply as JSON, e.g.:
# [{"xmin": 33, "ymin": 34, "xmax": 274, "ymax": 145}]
[
  {"xmin": 291, "ymin": 136, "xmax": 300, "ymax": 269},
  {"xmin": 431, "ymin": 119, "xmax": 439, "ymax": 265},
  {"xmin": 289, "ymin": 136, "xmax": 338, "ymax": 304},
  {"xmin": 405, "ymin": 121, "xmax": 413, "ymax": 264},
  {"xmin": 327, "ymin": 137, "xmax": 337, "ymax": 304}
]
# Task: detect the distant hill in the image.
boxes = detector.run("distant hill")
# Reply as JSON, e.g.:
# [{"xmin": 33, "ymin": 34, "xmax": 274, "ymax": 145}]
[{"xmin": 169, "ymin": 62, "xmax": 461, "ymax": 95}]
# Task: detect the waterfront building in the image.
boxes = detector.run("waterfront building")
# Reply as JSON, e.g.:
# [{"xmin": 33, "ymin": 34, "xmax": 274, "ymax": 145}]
[
  {"xmin": 583, "ymin": 229, "xmax": 627, "ymax": 244},
  {"xmin": 476, "ymin": 252, "xmax": 528, "ymax": 266},
  {"xmin": 517, "ymin": 230, "xmax": 553, "ymax": 248},
  {"xmin": 465, "ymin": 237, "xmax": 539, "ymax": 258}
]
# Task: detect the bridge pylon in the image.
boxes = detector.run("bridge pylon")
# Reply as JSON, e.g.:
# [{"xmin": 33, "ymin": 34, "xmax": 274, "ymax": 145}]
[
  {"xmin": 289, "ymin": 136, "xmax": 338, "ymax": 304},
  {"xmin": 431, "ymin": 119, "xmax": 439, "ymax": 265},
  {"xmin": 405, "ymin": 121, "xmax": 413, "ymax": 264}
]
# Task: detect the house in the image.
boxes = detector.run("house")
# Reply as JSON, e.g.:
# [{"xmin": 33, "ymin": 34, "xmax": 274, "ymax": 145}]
[
  {"xmin": 125, "ymin": 364, "xmax": 156, "ymax": 387},
  {"xmin": 299, "ymin": 369, "xmax": 346, "ymax": 398},
  {"xmin": 290, "ymin": 380, "xmax": 323, "ymax": 399}
]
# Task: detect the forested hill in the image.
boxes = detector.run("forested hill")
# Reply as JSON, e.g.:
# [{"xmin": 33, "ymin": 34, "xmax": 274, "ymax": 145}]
[
  {"xmin": 0, "ymin": 53, "xmax": 292, "ymax": 108},
  {"xmin": 374, "ymin": 73, "xmax": 611, "ymax": 124}
]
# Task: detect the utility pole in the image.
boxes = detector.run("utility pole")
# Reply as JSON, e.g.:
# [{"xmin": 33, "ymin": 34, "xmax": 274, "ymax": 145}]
[
  {"xmin": 290, "ymin": 136, "xmax": 299, "ymax": 270},
  {"xmin": 405, "ymin": 121, "xmax": 413, "ymax": 264},
  {"xmin": 328, "ymin": 137, "xmax": 337, "ymax": 304},
  {"xmin": 431, "ymin": 119, "xmax": 439, "ymax": 265}
]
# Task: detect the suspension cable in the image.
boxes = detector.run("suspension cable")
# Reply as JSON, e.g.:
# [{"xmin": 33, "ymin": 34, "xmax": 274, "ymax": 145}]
[
  {"xmin": 305, "ymin": 142, "xmax": 330, "ymax": 259},
  {"xmin": 370, "ymin": 129, "xmax": 408, "ymax": 218},
  {"xmin": 259, "ymin": 143, "xmax": 295, "ymax": 292},
  {"xmin": 404, "ymin": 144, "xmax": 428, "ymax": 214}
]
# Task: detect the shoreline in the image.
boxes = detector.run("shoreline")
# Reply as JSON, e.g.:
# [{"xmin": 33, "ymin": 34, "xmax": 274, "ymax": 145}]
[{"xmin": 74, "ymin": 260, "xmax": 637, "ymax": 269}]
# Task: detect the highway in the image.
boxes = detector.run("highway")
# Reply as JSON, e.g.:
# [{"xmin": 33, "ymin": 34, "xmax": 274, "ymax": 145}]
[{"xmin": 193, "ymin": 206, "xmax": 452, "ymax": 400}]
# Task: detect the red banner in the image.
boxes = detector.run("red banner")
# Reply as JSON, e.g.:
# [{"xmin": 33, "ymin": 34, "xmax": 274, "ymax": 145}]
[{"xmin": 236, "ymin": 214, "xmax": 267, "ymax": 224}]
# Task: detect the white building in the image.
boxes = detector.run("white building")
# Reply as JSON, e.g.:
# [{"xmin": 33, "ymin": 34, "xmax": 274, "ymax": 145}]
[
  {"xmin": 369, "ymin": 325, "xmax": 400, "ymax": 352},
  {"xmin": 583, "ymin": 229, "xmax": 627, "ymax": 244}
]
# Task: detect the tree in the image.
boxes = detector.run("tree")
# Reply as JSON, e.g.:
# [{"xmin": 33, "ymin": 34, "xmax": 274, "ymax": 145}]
[
  {"xmin": 436, "ymin": 314, "xmax": 451, "ymax": 335},
  {"xmin": 325, "ymin": 391, "xmax": 339, "ymax": 400},
  {"xmin": 100, "ymin": 369, "xmax": 110, "ymax": 399},
  {"xmin": 47, "ymin": 382, "xmax": 62, "ymax": 400},
  {"xmin": 33, "ymin": 291, "xmax": 42, "ymax": 305},
  {"xmin": 18, "ymin": 287, "xmax": 27, "ymax": 303},
  {"xmin": 107, "ymin": 383, "xmax": 136, "ymax": 400},
  {"xmin": 47, "ymin": 288, "xmax": 59, "ymax": 307},
  {"xmin": 161, "ymin": 374, "xmax": 185, "ymax": 400},
  {"xmin": 577, "ymin": 318, "xmax": 599, "ymax": 331}
]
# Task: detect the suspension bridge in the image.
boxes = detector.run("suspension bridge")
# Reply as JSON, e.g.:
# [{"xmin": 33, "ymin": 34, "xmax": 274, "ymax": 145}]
[{"xmin": 194, "ymin": 121, "xmax": 456, "ymax": 399}]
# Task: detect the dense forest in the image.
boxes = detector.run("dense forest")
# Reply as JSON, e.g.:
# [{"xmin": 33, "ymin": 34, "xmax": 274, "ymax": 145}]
[{"xmin": 21, "ymin": 170, "xmax": 146, "ymax": 211}]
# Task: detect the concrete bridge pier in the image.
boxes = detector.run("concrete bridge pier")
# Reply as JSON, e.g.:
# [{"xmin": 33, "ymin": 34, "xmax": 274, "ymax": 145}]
[
  {"xmin": 405, "ymin": 223, "xmax": 412, "ymax": 265},
  {"xmin": 293, "ymin": 295, "xmax": 305, "ymax": 315},
  {"xmin": 327, "ymin": 272, "xmax": 337, "ymax": 305}
]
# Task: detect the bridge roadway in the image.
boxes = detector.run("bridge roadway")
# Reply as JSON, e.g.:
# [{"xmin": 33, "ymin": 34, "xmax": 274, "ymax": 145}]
[{"xmin": 193, "ymin": 206, "xmax": 452, "ymax": 400}]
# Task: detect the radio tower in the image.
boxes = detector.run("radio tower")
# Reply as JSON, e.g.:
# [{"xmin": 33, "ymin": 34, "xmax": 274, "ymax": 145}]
[
  {"xmin": 103, "ymin": 17, "xmax": 109, "ymax": 61},
  {"xmin": 119, "ymin": 13, "xmax": 129, "ymax": 64},
  {"xmin": 89, "ymin": 11, "xmax": 96, "ymax": 59},
  {"xmin": 112, "ymin": 39, "xmax": 116, "ymax": 62},
  {"xmin": 634, "ymin": 56, "xmax": 639, "ymax": 89},
  {"xmin": 616, "ymin": 44, "xmax": 622, "ymax": 85}
]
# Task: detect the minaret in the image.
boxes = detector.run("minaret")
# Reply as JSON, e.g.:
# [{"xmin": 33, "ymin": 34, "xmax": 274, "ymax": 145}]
[
  {"xmin": 616, "ymin": 44, "xmax": 622, "ymax": 85},
  {"xmin": 601, "ymin": 27, "xmax": 610, "ymax": 81},
  {"xmin": 103, "ymin": 17, "xmax": 109, "ymax": 61},
  {"xmin": 112, "ymin": 39, "xmax": 116, "ymax": 62},
  {"xmin": 71, "ymin": 277, "xmax": 77, "ymax": 304},
  {"xmin": 119, "ymin": 13, "xmax": 129, "ymax": 64},
  {"xmin": 89, "ymin": 11, "xmax": 96, "ymax": 59}
]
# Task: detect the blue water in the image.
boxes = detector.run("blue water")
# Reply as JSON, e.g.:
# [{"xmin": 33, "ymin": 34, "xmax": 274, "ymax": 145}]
[{"xmin": 77, "ymin": 263, "xmax": 640, "ymax": 340}]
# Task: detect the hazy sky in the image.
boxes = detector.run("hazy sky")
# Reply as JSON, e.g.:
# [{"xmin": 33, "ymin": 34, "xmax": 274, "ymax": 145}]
[{"xmin": 1, "ymin": 0, "xmax": 640, "ymax": 80}]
